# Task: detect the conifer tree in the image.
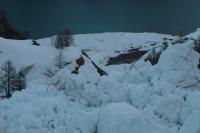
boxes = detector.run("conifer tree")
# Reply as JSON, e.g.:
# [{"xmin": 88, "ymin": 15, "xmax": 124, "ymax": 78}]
[{"xmin": 0, "ymin": 60, "xmax": 17, "ymax": 98}]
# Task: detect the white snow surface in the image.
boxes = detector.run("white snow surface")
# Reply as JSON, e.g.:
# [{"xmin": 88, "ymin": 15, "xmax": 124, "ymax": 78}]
[{"xmin": 0, "ymin": 30, "xmax": 200, "ymax": 133}]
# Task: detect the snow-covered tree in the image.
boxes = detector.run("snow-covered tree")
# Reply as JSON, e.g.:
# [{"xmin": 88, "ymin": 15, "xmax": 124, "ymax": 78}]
[
  {"xmin": 54, "ymin": 30, "xmax": 73, "ymax": 69},
  {"xmin": 54, "ymin": 30, "xmax": 73, "ymax": 49},
  {"xmin": 0, "ymin": 60, "xmax": 17, "ymax": 98}
]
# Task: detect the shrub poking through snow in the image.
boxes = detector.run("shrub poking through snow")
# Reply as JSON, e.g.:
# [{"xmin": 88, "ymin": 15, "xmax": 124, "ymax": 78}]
[
  {"xmin": 32, "ymin": 40, "xmax": 40, "ymax": 46},
  {"xmin": 43, "ymin": 67, "xmax": 58, "ymax": 78},
  {"xmin": 14, "ymin": 70, "xmax": 26, "ymax": 91},
  {"xmin": 20, "ymin": 64, "xmax": 34, "ymax": 76},
  {"xmin": 14, "ymin": 65, "xmax": 34, "ymax": 91}
]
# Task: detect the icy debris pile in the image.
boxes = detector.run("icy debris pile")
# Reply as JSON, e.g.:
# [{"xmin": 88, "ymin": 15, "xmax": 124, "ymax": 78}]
[
  {"xmin": 47, "ymin": 69, "xmax": 129, "ymax": 106},
  {"xmin": 0, "ymin": 82, "xmax": 98, "ymax": 133}
]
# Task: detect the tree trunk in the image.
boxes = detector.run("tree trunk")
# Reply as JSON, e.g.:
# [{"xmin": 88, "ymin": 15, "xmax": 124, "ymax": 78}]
[{"xmin": 58, "ymin": 48, "xmax": 64, "ymax": 69}]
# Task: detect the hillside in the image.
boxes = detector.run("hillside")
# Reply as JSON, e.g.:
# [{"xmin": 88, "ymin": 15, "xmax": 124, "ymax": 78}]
[{"xmin": 0, "ymin": 30, "xmax": 200, "ymax": 133}]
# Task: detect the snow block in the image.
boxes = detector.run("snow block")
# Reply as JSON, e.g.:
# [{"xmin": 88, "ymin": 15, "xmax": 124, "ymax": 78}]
[
  {"xmin": 180, "ymin": 111, "xmax": 200, "ymax": 133},
  {"xmin": 154, "ymin": 95, "xmax": 184, "ymax": 124},
  {"xmin": 130, "ymin": 83, "xmax": 151, "ymax": 109},
  {"xmin": 158, "ymin": 44, "xmax": 200, "ymax": 85},
  {"xmin": 186, "ymin": 91, "xmax": 200, "ymax": 111}
]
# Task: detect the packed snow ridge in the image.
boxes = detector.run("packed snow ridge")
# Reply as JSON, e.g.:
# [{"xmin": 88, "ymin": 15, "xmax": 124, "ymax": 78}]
[{"xmin": 0, "ymin": 30, "xmax": 200, "ymax": 133}]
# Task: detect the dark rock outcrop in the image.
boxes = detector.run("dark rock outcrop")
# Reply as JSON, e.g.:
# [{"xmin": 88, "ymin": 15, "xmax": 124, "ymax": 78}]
[
  {"xmin": 106, "ymin": 48, "xmax": 148, "ymax": 65},
  {"xmin": 72, "ymin": 56, "xmax": 85, "ymax": 74}
]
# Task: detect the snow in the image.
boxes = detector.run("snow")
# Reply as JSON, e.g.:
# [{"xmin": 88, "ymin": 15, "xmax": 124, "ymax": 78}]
[
  {"xmin": 0, "ymin": 37, "xmax": 56, "ymax": 80},
  {"xmin": 0, "ymin": 115, "xmax": 6, "ymax": 133},
  {"xmin": 98, "ymin": 102, "xmax": 177, "ymax": 133},
  {"xmin": 185, "ymin": 91, "xmax": 200, "ymax": 111},
  {"xmin": 180, "ymin": 111, "xmax": 200, "ymax": 133},
  {"xmin": 0, "ymin": 30, "xmax": 200, "ymax": 133},
  {"xmin": 130, "ymin": 83, "xmax": 152, "ymax": 109},
  {"xmin": 0, "ymin": 82, "xmax": 98, "ymax": 133},
  {"xmin": 154, "ymin": 94, "xmax": 184, "ymax": 124}
]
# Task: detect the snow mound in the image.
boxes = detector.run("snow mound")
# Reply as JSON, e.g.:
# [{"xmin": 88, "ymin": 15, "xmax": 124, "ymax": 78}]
[
  {"xmin": 157, "ymin": 43, "xmax": 200, "ymax": 85},
  {"xmin": 185, "ymin": 91, "xmax": 200, "ymax": 111},
  {"xmin": 130, "ymin": 83, "xmax": 152, "ymax": 109},
  {"xmin": 154, "ymin": 94, "xmax": 184, "ymax": 124},
  {"xmin": 0, "ymin": 81, "xmax": 98, "ymax": 133}
]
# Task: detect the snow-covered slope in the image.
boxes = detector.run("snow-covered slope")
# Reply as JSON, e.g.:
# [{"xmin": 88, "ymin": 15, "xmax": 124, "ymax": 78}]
[
  {"xmin": 0, "ymin": 31, "xmax": 200, "ymax": 133},
  {"xmin": 0, "ymin": 32, "xmax": 175, "ymax": 80}
]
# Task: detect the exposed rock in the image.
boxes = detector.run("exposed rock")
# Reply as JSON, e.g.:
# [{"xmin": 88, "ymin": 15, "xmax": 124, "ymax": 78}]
[
  {"xmin": 91, "ymin": 61, "xmax": 108, "ymax": 76},
  {"xmin": 81, "ymin": 50, "xmax": 108, "ymax": 76},
  {"xmin": 106, "ymin": 48, "xmax": 148, "ymax": 65},
  {"xmin": 72, "ymin": 56, "xmax": 85, "ymax": 74}
]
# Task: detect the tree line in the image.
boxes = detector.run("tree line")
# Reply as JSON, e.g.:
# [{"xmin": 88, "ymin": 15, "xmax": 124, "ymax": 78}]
[{"xmin": 0, "ymin": 11, "xmax": 30, "ymax": 40}]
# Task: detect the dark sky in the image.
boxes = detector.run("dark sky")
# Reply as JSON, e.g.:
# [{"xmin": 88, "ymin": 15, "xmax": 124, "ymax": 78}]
[{"xmin": 0, "ymin": 0, "xmax": 200, "ymax": 38}]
